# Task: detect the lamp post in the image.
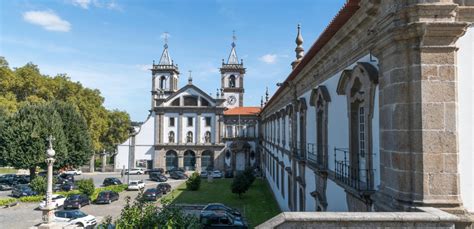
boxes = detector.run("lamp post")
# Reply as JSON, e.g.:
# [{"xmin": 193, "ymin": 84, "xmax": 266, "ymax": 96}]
[{"xmin": 41, "ymin": 135, "xmax": 56, "ymax": 226}]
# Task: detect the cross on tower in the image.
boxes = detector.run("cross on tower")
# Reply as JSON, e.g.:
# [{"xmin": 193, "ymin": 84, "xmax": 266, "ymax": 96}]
[
  {"xmin": 46, "ymin": 135, "xmax": 55, "ymax": 149},
  {"xmin": 232, "ymin": 30, "xmax": 236, "ymax": 47},
  {"xmin": 162, "ymin": 32, "xmax": 169, "ymax": 48}
]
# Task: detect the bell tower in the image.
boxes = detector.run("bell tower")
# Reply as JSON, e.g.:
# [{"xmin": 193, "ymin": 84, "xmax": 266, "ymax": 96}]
[
  {"xmin": 220, "ymin": 32, "xmax": 245, "ymax": 108},
  {"xmin": 151, "ymin": 34, "xmax": 179, "ymax": 105}
]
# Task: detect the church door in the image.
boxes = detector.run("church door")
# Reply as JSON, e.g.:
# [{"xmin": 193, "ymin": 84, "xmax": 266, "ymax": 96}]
[{"xmin": 236, "ymin": 152, "xmax": 245, "ymax": 171}]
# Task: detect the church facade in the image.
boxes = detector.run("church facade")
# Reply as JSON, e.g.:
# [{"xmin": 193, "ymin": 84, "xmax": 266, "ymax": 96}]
[{"xmin": 115, "ymin": 39, "xmax": 260, "ymax": 175}]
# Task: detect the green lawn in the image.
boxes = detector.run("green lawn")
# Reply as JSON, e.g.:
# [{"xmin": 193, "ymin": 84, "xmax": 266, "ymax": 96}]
[
  {"xmin": 163, "ymin": 178, "xmax": 281, "ymax": 228},
  {"xmin": 0, "ymin": 167, "xmax": 17, "ymax": 174}
]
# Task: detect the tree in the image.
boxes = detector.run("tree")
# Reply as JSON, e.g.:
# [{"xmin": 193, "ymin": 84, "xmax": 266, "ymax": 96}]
[
  {"xmin": 0, "ymin": 103, "xmax": 68, "ymax": 178},
  {"xmin": 101, "ymin": 109, "xmax": 131, "ymax": 153},
  {"xmin": 186, "ymin": 172, "xmax": 201, "ymax": 191},
  {"xmin": 231, "ymin": 173, "xmax": 250, "ymax": 199},
  {"xmin": 53, "ymin": 101, "xmax": 94, "ymax": 167},
  {"xmin": 77, "ymin": 179, "xmax": 95, "ymax": 197},
  {"xmin": 30, "ymin": 176, "xmax": 47, "ymax": 195}
]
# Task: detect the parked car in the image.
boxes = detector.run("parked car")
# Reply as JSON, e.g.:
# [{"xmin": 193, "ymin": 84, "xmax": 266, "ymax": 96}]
[
  {"xmin": 0, "ymin": 183, "xmax": 13, "ymax": 191},
  {"xmin": 60, "ymin": 182, "xmax": 75, "ymax": 191},
  {"xmin": 11, "ymin": 184, "xmax": 37, "ymax": 198},
  {"xmin": 39, "ymin": 194, "xmax": 66, "ymax": 209},
  {"xmin": 166, "ymin": 167, "xmax": 185, "ymax": 174},
  {"xmin": 54, "ymin": 210, "xmax": 97, "ymax": 228},
  {"xmin": 149, "ymin": 172, "xmax": 168, "ymax": 182},
  {"xmin": 200, "ymin": 211, "xmax": 248, "ymax": 229},
  {"xmin": 103, "ymin": 177, "xmax": 122, "ymax": 186},
  {"xmin": 170, "ymin": 171, "xmax": 188, "ymax": 180},
  {"xmin": 63, "ymin": 169, "xmax": 82, "ymax": 176},
  {"xmin": 57, "ymin": 173, "xmax": 75, "ymax": 184},
  {"xmin": 156, "ymin": 183, "xmax": 171, "ymax": 194},
  {"xmin": 64, "ymin": 194, "xmax": 90, "ymax": 209},
  {"xmin": 201, "ymin": 203, "xmax": 242, "ymax": 217},
  {"xmin": 95, "ymin": 191, "xmax": 119, "ymax": 204},
  {"xmin": 38, "ymin": 171, "xmax": 60, "ymax": 177},
  {"xmin": 127, "ymin": 180, "xmax": 145, "ymax": 190},
  {"xmin": 143, "ymin": 188, "xmax": 161, "ymax": 201},
  {"xmin": 145, "ymin": 168, "xmax": 164, "ymax": 174},
  {"xmin": 200, "ymin": 171, "xmax": 209, "ymax": 178},
  {"xmin": 125, "ymin": 168, "xmax": 145, "ymax": 175},
  {"xmin": 14, "ymin": 175, "xmax": 30, "ymax": 184},
  {"xmin": 212, "ymin": 170, "xmax": 223, "ymax": 178}
]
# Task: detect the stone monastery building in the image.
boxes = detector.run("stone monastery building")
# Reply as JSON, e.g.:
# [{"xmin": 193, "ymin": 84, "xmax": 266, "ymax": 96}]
[{"xmin": 118, "ymin": 0, "xmax": 474, "ymax": 227}]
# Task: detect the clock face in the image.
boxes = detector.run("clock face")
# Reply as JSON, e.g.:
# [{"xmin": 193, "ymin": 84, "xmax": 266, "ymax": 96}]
[{"xmin": 227, "ymin": 95, "xmax": 237, "ymax": 105}]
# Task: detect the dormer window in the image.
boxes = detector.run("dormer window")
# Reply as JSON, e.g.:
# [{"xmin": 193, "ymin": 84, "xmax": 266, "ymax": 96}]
[{"xmin": 229, "ymin": 75, "xmax": 236, "ymax": 88}]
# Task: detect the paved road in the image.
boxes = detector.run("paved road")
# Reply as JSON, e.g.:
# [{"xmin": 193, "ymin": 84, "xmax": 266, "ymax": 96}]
[{"xmin": 0, "ymin": 174, "xmax": 185, "ymax": 229}]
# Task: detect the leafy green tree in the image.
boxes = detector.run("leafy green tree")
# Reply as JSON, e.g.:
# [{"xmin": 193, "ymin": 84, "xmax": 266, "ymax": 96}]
[
  {"xmin": 231, "ymin": 173, "xmax": 250, "ymax": 199},
  {"xmin": 53, "ymin": 101, "xmax": 94, "ymax": 167},
  {"xmin": 30, "ymin": 176, "xmax": 47, "ymax": 195},
  {"xmin": 77, "ymin": 179, "xmax": 95, "ymax": 197},
  {"xmin": 101, "ymin": 109, "xmax": 132, "ymax": 153},
  {"xmin": 186, "ymin": 172, "xmax": 201, "ymax": 191},
  {"xmin": 0, "ymin": 103, "xmax": 68, "ymax": 178},
  {"xmin": 243, "ymin": 167, "xmax": 256, "ymax": 185}
]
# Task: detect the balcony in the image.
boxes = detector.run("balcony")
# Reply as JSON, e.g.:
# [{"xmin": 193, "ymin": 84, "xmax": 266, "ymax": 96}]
[
  {"xmin": 306, "ymin": 143, "xmax": 327, "ymax": 170},
  {"xmin": 333, "ymin": 148, "xmax": 375, "ymax": 192}
]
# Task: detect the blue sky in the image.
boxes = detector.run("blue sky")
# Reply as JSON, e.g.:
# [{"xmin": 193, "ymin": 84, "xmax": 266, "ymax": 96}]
[{"xmin": 0, "ymin": 0, "xmax": 346, "ymax": 121}]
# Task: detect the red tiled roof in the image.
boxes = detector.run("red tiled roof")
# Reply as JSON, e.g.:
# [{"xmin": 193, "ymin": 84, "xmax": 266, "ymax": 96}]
[
  {"xmin": 262, "ymin": 0, "xmax": 361, "ymax": 112},
  {"xmin": 224, "ymin": 107, "xmax": 261, "ymax": 116}
]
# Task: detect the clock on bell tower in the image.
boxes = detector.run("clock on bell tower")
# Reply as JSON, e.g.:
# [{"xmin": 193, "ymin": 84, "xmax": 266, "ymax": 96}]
[{"xmin": 220, "ymin": 32, "xmax": 245, "ymax": 108}]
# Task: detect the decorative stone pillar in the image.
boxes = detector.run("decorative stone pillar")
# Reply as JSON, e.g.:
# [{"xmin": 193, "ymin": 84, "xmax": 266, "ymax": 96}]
[
  {"xmin": 196, "ymin": 114, "xmax": 201, "ymax": 143},
  {"xmin": 372, "ymin": 1, "xmax": 469, "ymax": 212},
  {"xmin": 101, "ymin": 150, "xmax": 107, "ymax": 172},
  {"xmin": 178, "ymin": 152, "xmax": 184, "ymax": 169},
  {"xmin": 178, "ymin": 113, "xmax": 183, "ymax": 143},
  {"xmin": 39, "ymin": 135, "xmax": 56, "ymax": 229}
]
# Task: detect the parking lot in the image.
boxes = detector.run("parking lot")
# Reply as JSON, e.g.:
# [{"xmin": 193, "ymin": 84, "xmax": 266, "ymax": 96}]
[{"xmin": 0, "ymin": 172, "xmax": 185, "ymax": 229}]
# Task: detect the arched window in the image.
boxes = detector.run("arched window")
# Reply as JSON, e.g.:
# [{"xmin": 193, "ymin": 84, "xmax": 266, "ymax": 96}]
[
  {"xmin": 186, "ymin": 131, "xmax": 193, "ymax": 143},
  {"xmin": 201, "ymin": 151, "xmax": 214, "ymax": 171},
  {"xmin": 165, "ymin": 150, "xmax": 178, "ymax": 170},
  {"xmin": 160, "ymin": 76, "xmax": 166, "ymax": 89},
  {"xmin": 336, "ymin": 62, "xmax": 378, "ymax": 192},
  {"xmin": 229, "ymin": 75, "xmax": 236, "ymax": 88},
  {"xmin": 168, "ymin": 131, "xmax": 175, "ymax": 143},
  {"xmin": 204, "ymin": 131, "xmax": 211, "ymax": 143},
  {"xmin": 183, "ymin": 150, "xmax": 196, "ymax": 171}
]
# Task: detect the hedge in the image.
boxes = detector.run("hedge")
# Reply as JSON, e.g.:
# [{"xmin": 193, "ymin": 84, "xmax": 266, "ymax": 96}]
[{"xmin": 0, "ymin": 198, "xmax": 17, "ymax": 206}]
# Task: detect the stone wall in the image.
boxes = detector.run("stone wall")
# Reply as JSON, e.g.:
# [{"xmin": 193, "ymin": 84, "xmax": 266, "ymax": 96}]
[{"xmin": 256, "ymin": 207, "xmax": 465, "ymax": 229}]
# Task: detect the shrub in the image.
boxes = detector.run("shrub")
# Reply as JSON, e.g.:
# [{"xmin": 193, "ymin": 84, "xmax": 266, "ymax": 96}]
[
  {"xmin": 77, "ymin": 178, "xmax": 95, "ymax": 197},
  {"xmin": 231, "ymin": 173, "xmax": 250, "ymax": 198},
  {"xmin": 55, "ymin": 190, "xmax": 81, "ymax": 197},
  {"xmin": 186, "ymin": 172, "xmax": 201, "ymax": 191},
  {"xmin": 18, "ymin": 195, "xmax": 43, "ymax": 202},
  {"xmin": 30, "ymin": 176, "xmax": 47, "ymax": 195},
  {"xmin": 0, "ymin": 198, "xmax": 17, "ymax": 206}
]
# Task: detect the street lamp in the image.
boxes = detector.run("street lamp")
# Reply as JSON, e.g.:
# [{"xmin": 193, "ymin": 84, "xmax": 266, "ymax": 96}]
[{"xmin": 41, "ymin": 135, "xmax": 56, "ymax": 227}]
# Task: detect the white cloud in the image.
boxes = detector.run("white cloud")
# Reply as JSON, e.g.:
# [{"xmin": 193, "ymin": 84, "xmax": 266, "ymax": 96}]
[
  {"xmin": 70, "ymin": 0, "xmax": 122, "ymax": 11},
  {"xmin": 71, "ymin": 0, "xmax": 91, "ymax": 9},
  {"xmin": 23, "ymin": 10, "xmax": 71, "ymax": 32},
  {"xmin": 259, "ymin": 54, "xmax": 278, "ymax": 64}
]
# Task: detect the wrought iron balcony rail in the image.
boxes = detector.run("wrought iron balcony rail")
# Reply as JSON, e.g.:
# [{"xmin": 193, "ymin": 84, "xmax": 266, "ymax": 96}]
[
  {"xmin": 333, "ymin": 147, "xmax": 375, "ymax": 192},
  {"xmin": 306, "ymin": 143, "xmax": 327, "ymax": 169}
]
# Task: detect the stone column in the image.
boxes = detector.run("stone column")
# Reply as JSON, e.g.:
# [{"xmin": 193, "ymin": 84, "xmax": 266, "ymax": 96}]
[
  {"xmin": 158, "ymin": 113, "xmax": 164, "ymax": 144},
  {"xmin": 101, "ymin": 152, "xmax": 107, "ymax": 172},
  {"xmin": 178, "ymin": 113, "xmax": 183, "ymax": 143},
  {"xmin": 196, "ymin": 150, "xmax": 202, "ymax": 172},
  {"xmin": 372, "ymin": 2, "xmax": 469, "ymax": 212},
  {"xmin": 89, "ymin": 154, "xmax": 95, "ymax": 173},
  {"xmin": 196, "ymin": 114, "xmax": 201, "ymax": 144},
  {"xmin": 216, "ymin": 115, "xmax": 221, "ymax": 143},
  {"xmin": 178, "ymin": 152, "xmax": 184, "ymax": 169}
]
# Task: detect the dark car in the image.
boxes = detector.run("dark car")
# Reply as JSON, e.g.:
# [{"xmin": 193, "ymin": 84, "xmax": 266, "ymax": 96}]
[
  {"xmin": 224, "ymin": 171, "xmax": 234, "ymax": 178},
  {"xmin": 0, "ymin": 175, "xmax": 16, "ymax": 191},
  {"xmin": 14, "ymin": 175, "xmax": 30, "ymax": 184},
  {"xmin": 166, "ymin": 167, "xmax": 185, "ymax": 174},
  {"xmin": 149, "ymin": 172, "xmax": 168, "ymax": 182},
  {"xmin": 156, "ymin": 183, "xmax": 171, "ymax": 194},
  {"xmin": 64, "ymin": 194, "xmax": 90, "ymax": 209},
  {"xmin": 200, "ymin": 212, "xmax": 248, "ymax": 229},
  {"xmin": 95, "ymin": 191, "xmax": 119, "ymax": 204},
  {"xmin": 169, "ymin": 171, "xmax": 188, "ymax": 180},
  {"xmin": 57, "ymin": 173, "xmax": 74, "ymax": 184},
  {"xmin": 143, "ymin": 188, "xmax": 161, "ymax": 201},
  {"xmin": 103, "ymin": 177, "xmax": 122, "ymax": 186},
  {"xmin": 202, "ymin": 203, "xmax": 242, "ymax": 217},
  {"xmin": 145, "ymin": 168, "xmax": 164, "ymax": 174},
  {"xmin": 60, "ymin": 182, "xmax": 75, "ymax": 191},
  {"xmin": 11, "ymin": 184, "xmax": 37, "ymax": 198}
]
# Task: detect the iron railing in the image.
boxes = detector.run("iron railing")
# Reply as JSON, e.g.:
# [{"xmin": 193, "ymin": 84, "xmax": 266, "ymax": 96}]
[
  {"xmin": 334, "ymin": 148, "xmax": 375, "ymax": 191},
  {"xmin": 306, "ymin": 143, "xmax": 327, "ymax": 169}
]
